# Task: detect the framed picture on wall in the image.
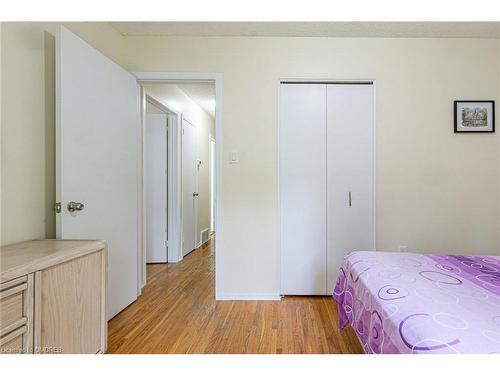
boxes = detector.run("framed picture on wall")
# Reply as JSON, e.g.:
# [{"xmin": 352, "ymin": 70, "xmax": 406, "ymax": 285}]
[{"xmin": 454, "ymin": 100, "xmax": 495, "ymax": 133}]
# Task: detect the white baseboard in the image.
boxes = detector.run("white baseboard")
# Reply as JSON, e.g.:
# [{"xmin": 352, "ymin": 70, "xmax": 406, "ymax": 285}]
[{"xmin": 216, "ymin": 294, "xmax": 282, "ymax": 301}]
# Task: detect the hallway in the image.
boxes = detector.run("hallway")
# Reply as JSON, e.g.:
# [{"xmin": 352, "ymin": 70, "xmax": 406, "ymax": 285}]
[{"xmin": 107, "ymin": 238, "xmax": 363, "ymax": 353}]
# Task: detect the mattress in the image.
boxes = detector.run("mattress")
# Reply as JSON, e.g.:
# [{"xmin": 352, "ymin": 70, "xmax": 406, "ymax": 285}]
[{"xmin": 333, "ymin": 251, "xmax": 500, "ymax": 354}]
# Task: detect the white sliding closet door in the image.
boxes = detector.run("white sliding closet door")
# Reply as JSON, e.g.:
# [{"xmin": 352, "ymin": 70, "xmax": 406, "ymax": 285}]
[
  {"xmin": 280, "ymin": 84, "xmax": 327, "ymax": 295},
  {"xmin": 326, "ymin": 84, "xmax": 375, "ymax": 293}
]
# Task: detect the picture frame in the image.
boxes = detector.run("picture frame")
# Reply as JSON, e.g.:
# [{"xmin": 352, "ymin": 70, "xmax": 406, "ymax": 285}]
[{"xmin": 454, "ymin": 100, "xmax": 495, "ymax": 133}]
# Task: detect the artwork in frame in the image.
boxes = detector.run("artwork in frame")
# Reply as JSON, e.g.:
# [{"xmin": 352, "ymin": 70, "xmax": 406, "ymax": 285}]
[{"xmin": 454, "ymin": 100, "xmax": 495, "ymax": 133}]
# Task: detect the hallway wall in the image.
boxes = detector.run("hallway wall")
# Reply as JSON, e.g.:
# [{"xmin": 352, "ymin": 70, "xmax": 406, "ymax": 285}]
[
  {"xmin": 2, "ymin": 23, "xmax": 500, "ymax": 299},
  {"xmin": 124, "ymin": 36, "xmax": 500, "ymax": 298},
  {"xmin": 144, "ymin": 84, "xmax": 215, "ymax": 246}
]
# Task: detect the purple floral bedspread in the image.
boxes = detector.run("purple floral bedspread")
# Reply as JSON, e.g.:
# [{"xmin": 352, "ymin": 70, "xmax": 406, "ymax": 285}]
[{"xmin": 333, "ymin": 251, "xmax": 500, "ymax": 354}]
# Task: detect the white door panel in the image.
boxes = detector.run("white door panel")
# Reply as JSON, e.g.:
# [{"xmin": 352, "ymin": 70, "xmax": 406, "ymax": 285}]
[
  {"xmin": 56, "ymin": 26, "xmax": 139, "ymax": 319},
  {"xmin": 145, "ymin": 114, "xmax": 168, "ymax": 263},
  {"xmin": 182, "ymin": 119, "xmax": 197, "ymax": 256},
  {"xmin": 279, "ymin": 84, "xmax": 327, "ymax": 295},
  {"xmin": 326, "ymin": 84, "xmax": 374, "ymax": 293}
]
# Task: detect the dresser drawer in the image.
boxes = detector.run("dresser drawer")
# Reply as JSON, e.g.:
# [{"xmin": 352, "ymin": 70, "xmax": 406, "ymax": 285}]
[
  {"xmin": 1, "ymin": 240, "xmax": 106, "ymax": 354},
  {"xmin": 0, "ymin": 275, "xmax": 34, "ymax": 354},
  {"xmin": 0, "ymin": 325, "xmax": 27, "ymax": 354},
  {"xmin": 0, "ymin": 282, "xmax": 27, "ymax": 328}
]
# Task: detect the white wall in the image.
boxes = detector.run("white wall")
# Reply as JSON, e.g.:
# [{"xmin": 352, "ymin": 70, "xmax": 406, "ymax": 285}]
[
  {"xmin": 144, "ymin": 84, "xmax": 215, "ymax": 246},
  {"xmin": 1, "ymin": 23, "xmax": 54, "ymax": 244},
  {"xmin": 1, "ymin": 24, "xmax": 500, "ymax": 298},
  {"xmin": 1, "ymin": 22, "xmax": 126, "ymax": 245},
  {"xmin": 125, "ymin": 37, "xmax": 500, "ymax": 297}
]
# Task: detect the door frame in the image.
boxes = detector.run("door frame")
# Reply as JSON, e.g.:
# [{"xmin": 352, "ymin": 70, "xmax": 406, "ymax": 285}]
[
  {"xmin": 277, "ymin": 78, "xmax": 377, "ymax": 295},
  {"xmin": 144, "ymin": 94, "xmax": 176, "ymax": 266},
  {"xmin": 135, "ymin": 72, "xmax": 222, "ymax": 300},
  {"xmin": 209, "ymin": 136, "xmax": 216, "ymax": 233},
  {"xmin": 181, "ymin": 117, "xmax": 199, "ymax": 256}
]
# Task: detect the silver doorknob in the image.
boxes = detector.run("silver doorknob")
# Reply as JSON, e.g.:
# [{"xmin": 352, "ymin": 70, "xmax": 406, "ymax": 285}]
[{"xmin": 67, "ymin": 201, "xmax": 85, "ymax": 212}]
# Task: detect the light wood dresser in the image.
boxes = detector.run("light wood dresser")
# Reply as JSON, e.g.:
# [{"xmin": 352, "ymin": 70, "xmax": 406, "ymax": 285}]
[{"xmin": 0, "ymin": 240, "xmax": 107, "ymax": 354}]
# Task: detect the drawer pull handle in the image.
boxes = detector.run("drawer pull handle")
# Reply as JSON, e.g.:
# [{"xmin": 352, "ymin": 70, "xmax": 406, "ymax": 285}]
[
  {"xmin": 0, "ymin": 317, "xmax": 28, "ymax": 337},
  {"xmin": 0, "ymin": 283, "xmax": 27, "ymax": 300},
  {"xmin": 0, "ymin": 325, "xmax": 27, "ymax": 346}
]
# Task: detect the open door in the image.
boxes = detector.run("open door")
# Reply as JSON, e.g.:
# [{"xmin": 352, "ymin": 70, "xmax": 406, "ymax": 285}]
[
  {"xmin": 145, "ymin": 113, "xmax": 168, "ymax": 263},
  {"xmin": 56, "ymin": 26, "xmax": 139, "ymax": 319}
]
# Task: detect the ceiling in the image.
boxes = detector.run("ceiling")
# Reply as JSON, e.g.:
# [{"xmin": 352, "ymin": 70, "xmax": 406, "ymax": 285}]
[
  {"xmin": 111, "ymin": 22, "xmax": 500, "ymax": 38},
  {"xmin": 176, "ymin": 83, "xmax": 215, "ymax": 118}
]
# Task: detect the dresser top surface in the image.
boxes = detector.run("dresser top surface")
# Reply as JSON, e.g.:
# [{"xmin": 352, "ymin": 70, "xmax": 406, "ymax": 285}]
[{"xmin": 0, "ymin": 240, "xmax": 106, "ymax": 282}]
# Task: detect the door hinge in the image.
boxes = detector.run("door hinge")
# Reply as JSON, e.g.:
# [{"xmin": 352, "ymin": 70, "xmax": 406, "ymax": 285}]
[{"xmin": 54, "ymin": 202, "xmax": 61, "ymax": 213}]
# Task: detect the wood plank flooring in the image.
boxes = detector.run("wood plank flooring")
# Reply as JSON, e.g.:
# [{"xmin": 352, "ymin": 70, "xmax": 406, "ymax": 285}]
[{"xmin": 107, "ymin": 238, "xmax": 363, "ymax": 354}]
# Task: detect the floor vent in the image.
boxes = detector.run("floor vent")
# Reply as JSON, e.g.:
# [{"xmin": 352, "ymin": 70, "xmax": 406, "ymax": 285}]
[{"xmin": 201, "ymin": 228, "xmax": 209, "ymax": 244}]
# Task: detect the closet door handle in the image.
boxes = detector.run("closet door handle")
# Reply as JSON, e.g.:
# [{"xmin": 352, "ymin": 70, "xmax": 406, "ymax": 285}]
[{"xmin": 348, "ymin": 192, "xmax": 352, "ymax": 208}]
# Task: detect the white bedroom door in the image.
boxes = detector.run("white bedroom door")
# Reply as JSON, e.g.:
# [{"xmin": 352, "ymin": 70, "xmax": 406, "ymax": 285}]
[
  {"xmin": 279, "ymin": 83, "xmax": 327, "ymax": 295},
  {"xmin": 145, "ymin": 113, "xmax": 168, "ymax": 263},
  {"xmin": 56, "ymin": 26, "xmax": 140, "ymax": 319},
  {"xmin": 326, "ymin": 84, "xmax": 375, "ymax": 293},
  {"xmin": 182, "ymin": 118, "xmax": 198, "ymax": 256}
]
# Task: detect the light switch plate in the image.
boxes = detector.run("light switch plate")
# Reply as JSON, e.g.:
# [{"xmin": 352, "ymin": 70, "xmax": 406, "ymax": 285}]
[{"xmin": 229, "ymin": 151, "xmax": 239, "ymax": 164}]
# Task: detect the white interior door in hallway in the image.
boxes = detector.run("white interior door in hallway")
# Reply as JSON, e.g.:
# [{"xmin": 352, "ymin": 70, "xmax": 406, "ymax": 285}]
[
  {"xmin": 182, "ymin": 118, "xmax": 198, "ymax": 256},
  {"xmin": 279, "ymin": 82, "xmax": 375, "ymax": 295},
  {"xmin": 145, "ymin": 113, "xmax": 168, "ymax": 263}
]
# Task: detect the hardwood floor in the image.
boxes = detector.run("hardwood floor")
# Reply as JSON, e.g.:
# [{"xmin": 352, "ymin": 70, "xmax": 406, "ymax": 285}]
[{"xmin": 107, "ymin": 238, "xmax": 364, "ymax": 354}]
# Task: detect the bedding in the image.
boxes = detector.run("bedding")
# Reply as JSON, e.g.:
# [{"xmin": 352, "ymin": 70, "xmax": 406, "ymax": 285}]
[{"xmin": 333, "ymin": 251, "xmax": 500, "ymax": 354}]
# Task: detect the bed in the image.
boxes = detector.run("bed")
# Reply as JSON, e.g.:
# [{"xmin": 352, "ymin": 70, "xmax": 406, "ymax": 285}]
[{"xmin": 333, "ymin": 251, "xmax": 500, "ymax": 354}]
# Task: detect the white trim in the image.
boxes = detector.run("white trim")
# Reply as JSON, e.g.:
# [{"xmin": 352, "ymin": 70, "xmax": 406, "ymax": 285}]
[
  {"xmin": 181, "ymin": 116, "xmax": 199, "ymax": 257},
  {"xmin": 55, "ymin": 27, "xmax": 62, "ymax": 239},
  {"xmin": 134, "ymin": 72, "xmax": 223, "ymax": 300},
  {"xmin": 277, "ymin": 78, "xmax": 377, "ymax": 296},
  {"xmin": 168, "ymin": 112, "xmax": 183, "ymax": 264},
  {"xmin": 277, "ymin": 82, "xmax": 282, "ymax": 297},
  {"xmin": 139, "ymin": 87, "xmax": 146, "ymax": 290},
  {"xmin": 372, "ymin": 80, "xmax": 377, "ymax": 251},
  {"xmin": 148, "ymin": 93, "xmax": 183, "ymax": 265},
  {"xmin": 135, "ymin": 72, "xmax": 217, "ymax": 82},
  {"xmin": 142, "ymin": 94, "xmax": 183, "ymax": 271},
  {"xmin": 209, "ymin": 137, "xmax": 216, "ymax": 233},
  {"xmin": 146, "ymin": 94, "xmax": 178, "ymax": 116},
  {"xmin": 278, "ymin": 77, "xmax": 376, "ymax": 84},
  {"xmin": 217, "ymin": 294, "xmax": 282, "ymax": 301}
]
